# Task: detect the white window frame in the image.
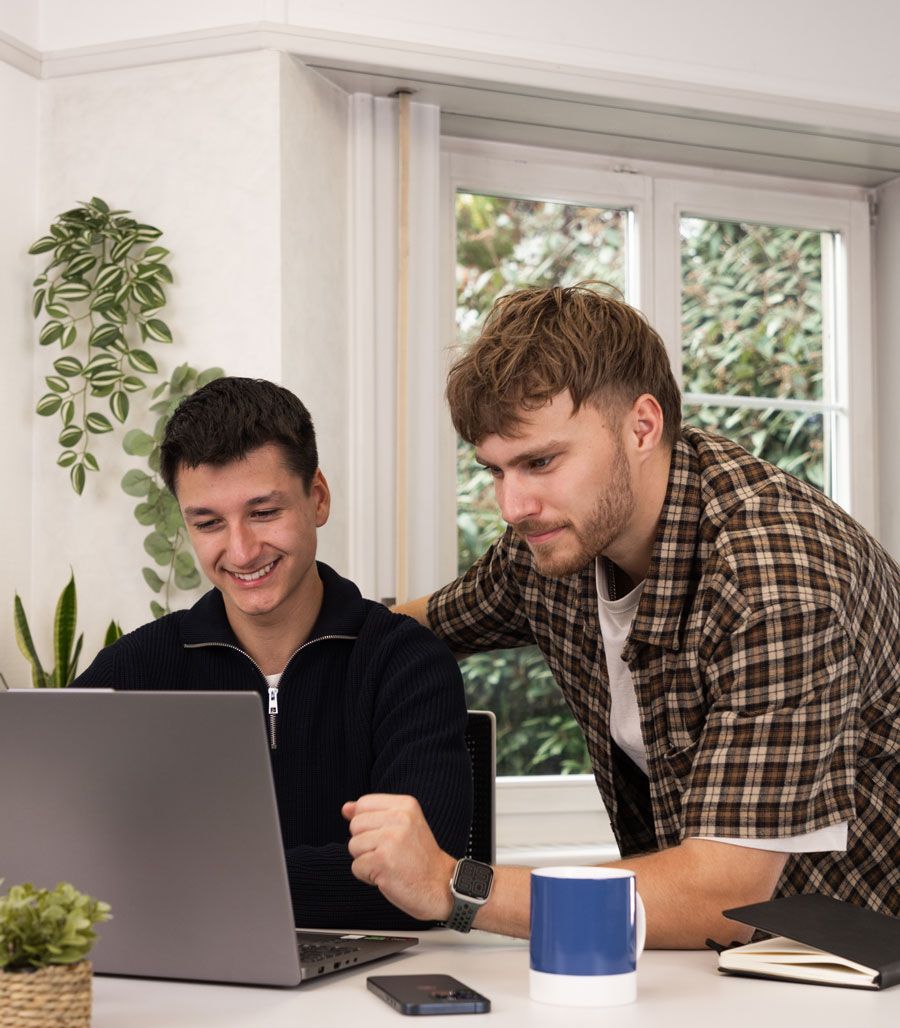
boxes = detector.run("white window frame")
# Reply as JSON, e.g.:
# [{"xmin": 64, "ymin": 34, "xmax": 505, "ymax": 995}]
[{"xmin": 434, "ymin": 137, "xmax": 874, "ymax": 856}]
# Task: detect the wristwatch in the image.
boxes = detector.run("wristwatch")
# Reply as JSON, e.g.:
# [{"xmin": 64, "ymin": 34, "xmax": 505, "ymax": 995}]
[{"xmin": 446, "ymin": 857, "xmax": 494, "ymax": 933}]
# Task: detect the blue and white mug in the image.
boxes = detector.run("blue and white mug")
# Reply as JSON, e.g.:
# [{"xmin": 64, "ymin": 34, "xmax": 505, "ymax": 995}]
[{"xmin": 530, "ymin": 866, "xmax": 646, "ymax": 1007}]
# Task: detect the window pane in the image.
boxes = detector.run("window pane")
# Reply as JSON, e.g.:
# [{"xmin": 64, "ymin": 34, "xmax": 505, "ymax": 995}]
[
  {"xmin": 456, "ymin": 191, "xmax": 627, "ymax": 776},
  {"xmin": 683, "ymin": 403, "xmax": 826, "ymax": 492},
  {"xmin": 681, "ymin": 218, "xmax": 826, "ymax": 403}
]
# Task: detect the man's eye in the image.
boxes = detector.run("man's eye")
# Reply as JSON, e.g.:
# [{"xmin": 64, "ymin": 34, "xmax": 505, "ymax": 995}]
[
  {"xmin": 530, "ymin": 456, "xmax": 553, "ymax": 470},
  {"xmin": 252, "ymin": 508, "xmax": 279, "ymax": 519},
  {"xmin": 194, "ymin": 519, "xmax": 218, "ymax": 531}
]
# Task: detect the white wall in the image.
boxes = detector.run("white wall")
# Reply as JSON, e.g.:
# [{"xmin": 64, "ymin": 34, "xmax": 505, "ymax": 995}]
[
  {"xmin": 875, "ymin": 176, "xmax": 900, "ymax": 559},
  {"xmin": 0, "ymin": 0, "xmax": 38, "ymax": 47},
  {"xmin": 0, "ymin": 58, "xmax": 38, "ymax": 686},
  {"xmin": 32, "ymin": 0, "xmax": 900, "ymax": 116},
  {"xmin": 32, "ymin": 50, "xmax": 286, "ymax": 658},
  {"xmin": 279, "ymin": 54, "xmax": 350, "ymax": 574}
]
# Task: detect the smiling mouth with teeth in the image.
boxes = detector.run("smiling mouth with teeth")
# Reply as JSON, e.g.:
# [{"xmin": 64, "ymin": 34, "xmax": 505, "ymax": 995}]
[{"xmin": 229, "ymin": 559, "xmax": 279, "ymax": 582}]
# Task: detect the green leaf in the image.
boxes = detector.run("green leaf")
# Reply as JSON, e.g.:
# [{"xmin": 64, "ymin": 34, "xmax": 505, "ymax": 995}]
[
  {"xmin": 83, "ymin": 451, "xmax": 99, "ymax": 471},
  {"xmin": 61, "ymin": 399, "xmax": 75, "ymax": 425},
  {"xmin": 45, "ymin": 302, "xmax": 70, "ymax": 318},
  {"xmin": 85, "ymin": 366, "xmax": 122, "ymax": 388},
  {"xmin": 144, "ymin": 530, "xmax": 175, "ymax": 565},
  {"xmin": 29, "ymin": 235, "xmax": 58, "ymax": 255},
  {"xmin": 36, "ymin": 393, "xmax": 62, "ymax": 416},
  {"xmin": 175, "ymin": 568, "xmax": 202, "ymax": 591},
  {"xmin": 57, "ymin": 450, "xmax": 77, "ymax": 467},
  {"xmin": 13, "ymin": 593, "xmax": 49, "ymax": 688},
  {"xmin": 135, "ymin": 224, "xmax": 163, "ymax": 241},
  {"xmin": 86, "ymin": 412, "xmax": 113, "ymax": 434},
  {"xmin": 46, "ymin": 376, "xmax": 68, "ymax": 394},
  {"xmin": 32, "ymin": 288, "xmax": 46, "ymax": 317},
  {"xmin": 64, "ymin": 253, "xmax": 97, "ymax": 277},
  {"xmin": 123, "ymin": 429, "xmax": 156, "ymax": 456},
  {"xmin": 89, "ymin": 290, "xmax": 117, "ymax": 312},
  {"xmin": 142, "ymin": 567, "xmax": 165, "ymax": 593},
  {"xmin": 62, "ymin": 325, "xmax": 77, "ymax": 348},
  {"xmin": 197, "ymin": 367, "xmax": 225, "ymax": 388},
  {"xmin": 39, "ymin": 321, "xmax": 64, "ymax": 346},
  {"xmin": 53, "ymin": 280, "xmax": 91, "ymax": 301},
  {"xmin": 134, "ymin": 501, "xmax": 158, "ymax": 525},
  {"xmin": 53, "ymin": 356, "xmax": 83, "ymax": 377},
  {"xmin": 93, "ymin": 263, "xmax": 123, "ymax": 292},
  {"xmin": 104, "ymin": 621, "xmax": 123, "ymax": 647},
  {"xmin": 58, "ymin": 425, "xmax": 83, "ymax": 447},
  {"xmin": 126, "ymin": 349, "xmax": 158, "ymax": 374},
  {"xmin": 143, "ymin": 246, "xmax": 170, "ymax": 260},
  {"xmin": 122, "ymin": 376, "xmax": 146, "ymax": 392},
  {"xmin": 110, "ymin": 233, "xmax": 138, "ymax": 262},
  {"xmin": 53, "ymin": 573, "xmax": 78, "ymax": 684},
  {"xmin": 174, "ymin": 551, "xmax": 196, "ymax": 576},
  {"xmin": 70, "ymin": 462, "xmax": 86, "ymax": 495},
  {"xmin": 144, "ymin": 318, "xmax": 173, "ymax": 343},
  {"xmin": 121, "ymin": 469, "xmax": 153, "ymax": 496},
  {"xmin": 110, "ymin": 390, "xmax": 129, "ymax": 423},
  {"xmin": 90, "ymin": 196, "xmax": 110, "ymax": 214},
  {"xmin": 88, "ymin": 323, "xmax": 121, "ymax": 348},
  {"xmin": 150, "ymin": 600, "xmax": 167, "ymax": 620}
]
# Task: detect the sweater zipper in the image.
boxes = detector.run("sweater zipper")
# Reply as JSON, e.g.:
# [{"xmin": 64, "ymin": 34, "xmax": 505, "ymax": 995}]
[{"xmin": 183, "ymin": 635, "xmax": 356, "ymax": 750}]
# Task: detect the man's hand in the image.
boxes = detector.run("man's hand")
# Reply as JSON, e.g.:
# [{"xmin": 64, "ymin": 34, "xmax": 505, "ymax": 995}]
[{"xmin": 343, "ymin": 794, "xmax": 456, "ymax": 921}]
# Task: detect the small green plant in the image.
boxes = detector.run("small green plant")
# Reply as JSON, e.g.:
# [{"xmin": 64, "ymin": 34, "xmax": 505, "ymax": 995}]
[
  {"xmin": 121, "ymin": 362, "xmax": 222, "ymax": 618},
  {"xmin": 13, "ymin": 573, "xmax": 121, "ymax": 688},
  {"xmin": 0, "ymin": 881, "xmax": 111, "ymax": 971},
  {"xmin": 29, "ymin": 197, "xmax": 173, "ymax": 494}
]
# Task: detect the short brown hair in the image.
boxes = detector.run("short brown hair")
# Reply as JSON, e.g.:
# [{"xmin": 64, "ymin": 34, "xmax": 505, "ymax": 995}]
[{"xmin": 447, "ymin": 283, "xmax": 682, "ymax": 445}]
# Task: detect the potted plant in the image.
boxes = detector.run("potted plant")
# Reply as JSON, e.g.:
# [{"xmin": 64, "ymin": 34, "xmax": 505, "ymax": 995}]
[{"xmin": 0, "ymin": 881, "xmax": 111, "ymax": 1027}]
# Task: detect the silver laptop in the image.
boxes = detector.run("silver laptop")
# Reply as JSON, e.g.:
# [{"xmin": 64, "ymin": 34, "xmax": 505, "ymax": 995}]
[{"xmin": 0, "ymin": 690, "xmax": 416, "ymax": 986}]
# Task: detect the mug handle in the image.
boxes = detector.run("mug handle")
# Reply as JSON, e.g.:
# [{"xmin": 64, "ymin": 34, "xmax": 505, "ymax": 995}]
[{"xmin": 635, "ymin": 892, "xmax": 646, "ymax": 958}]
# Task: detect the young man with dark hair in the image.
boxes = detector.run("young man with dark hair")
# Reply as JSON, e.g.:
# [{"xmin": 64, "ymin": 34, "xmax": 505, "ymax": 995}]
[
  {"xmin": 344, "ymin": 284, "xmax": 900, "ymax": 947},
  {"xmin": 74, "ymin": 377, "xmax": 473, "ymax": 930}
]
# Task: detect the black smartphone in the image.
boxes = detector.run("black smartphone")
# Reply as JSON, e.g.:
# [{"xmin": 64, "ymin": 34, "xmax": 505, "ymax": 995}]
[{"xmin": 367, "ymin": 974, "xmax": 490, "ymax": 1015}]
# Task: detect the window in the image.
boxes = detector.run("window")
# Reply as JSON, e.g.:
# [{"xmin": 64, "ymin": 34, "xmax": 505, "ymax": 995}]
[{"xmin": 443, "ymin": 141, "xmax": 873, "ymax": 787}]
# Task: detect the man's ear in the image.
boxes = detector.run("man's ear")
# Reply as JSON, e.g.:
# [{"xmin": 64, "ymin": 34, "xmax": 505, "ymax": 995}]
[
  {"xmin": 311, "ymin": 469, "xmax": 331, "ymax": 528},
  {"xmin": 627, "ymin": 393, "xmax": 665, "ymax": 456}
]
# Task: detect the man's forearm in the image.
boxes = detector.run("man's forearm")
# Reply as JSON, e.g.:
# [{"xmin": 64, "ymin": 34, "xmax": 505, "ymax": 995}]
[{"xmin": 472, "ymin": 841, "xmax": 785, "ymax": 947}]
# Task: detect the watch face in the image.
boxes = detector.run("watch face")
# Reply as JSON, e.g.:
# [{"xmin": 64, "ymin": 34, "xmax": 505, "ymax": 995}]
[{"xmin": 454, "ymin": 860, "xmax": 493, "ymax": 900}]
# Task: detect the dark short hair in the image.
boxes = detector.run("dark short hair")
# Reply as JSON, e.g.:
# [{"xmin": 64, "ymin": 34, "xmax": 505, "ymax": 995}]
[
  {"xmin": 447, "ymin": 283, "xmax": 682, "ymax": 446},
  {"xmin": 160, "ymin": 377, "xmax": 318, "ymax": 494}
]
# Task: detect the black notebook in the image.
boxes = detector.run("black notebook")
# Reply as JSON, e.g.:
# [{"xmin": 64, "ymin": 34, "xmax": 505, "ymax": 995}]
[{"xmin": 717, "ymin": 895, "xmax": 900, "ymax": 990}]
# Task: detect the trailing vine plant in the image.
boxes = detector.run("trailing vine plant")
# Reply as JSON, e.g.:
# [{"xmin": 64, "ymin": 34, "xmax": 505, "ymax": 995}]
[
  {"xmin": 29, "ymin": 197, "xmax": 173, "ymax": 494},
  {"xmin": 121, "ymin": 363, "xmax": 224, "ymax": 618}
]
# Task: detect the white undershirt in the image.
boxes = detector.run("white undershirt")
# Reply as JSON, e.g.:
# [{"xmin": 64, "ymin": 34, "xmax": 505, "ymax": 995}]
[{"xmin": 594, "ymin": 558, "xmax": 847, "ymax": 854}]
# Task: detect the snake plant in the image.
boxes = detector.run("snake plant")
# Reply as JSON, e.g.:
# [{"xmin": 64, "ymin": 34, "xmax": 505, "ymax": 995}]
[{"xmin": 12, "ymin": 573, "xmax": 121, "ymax": 688}]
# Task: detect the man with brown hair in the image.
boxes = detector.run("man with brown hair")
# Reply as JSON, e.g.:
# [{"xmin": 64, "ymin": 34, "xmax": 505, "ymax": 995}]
[{"xmin": 343, "ymin": 284, "xmax": 900, "ymax": 947}]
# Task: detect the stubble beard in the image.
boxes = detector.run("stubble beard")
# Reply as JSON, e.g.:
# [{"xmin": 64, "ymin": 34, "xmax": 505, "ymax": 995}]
[{"xmin": 523, "ymin": 443, "xmax": 635, "ymax": 578}]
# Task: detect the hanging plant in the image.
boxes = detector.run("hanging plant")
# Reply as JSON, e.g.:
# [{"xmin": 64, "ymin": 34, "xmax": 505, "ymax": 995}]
[
  {"xmin": 121, "ymin": 362, "xmax": 224, "ymax": 618},
  {"xmin": 29, "ymin": 197, "xmax": 173, "ymax": 494}
]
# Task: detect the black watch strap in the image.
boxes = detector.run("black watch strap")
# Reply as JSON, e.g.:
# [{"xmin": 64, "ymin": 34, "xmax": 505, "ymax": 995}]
[{"xmin": 446, "ymin": 896, "xmax": 481, "ymax": 933}]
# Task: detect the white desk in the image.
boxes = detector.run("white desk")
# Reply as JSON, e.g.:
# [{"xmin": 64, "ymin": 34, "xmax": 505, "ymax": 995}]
[{"xmin": 92, "ymin": 929, "xmax": 900, "ymax": 1028}]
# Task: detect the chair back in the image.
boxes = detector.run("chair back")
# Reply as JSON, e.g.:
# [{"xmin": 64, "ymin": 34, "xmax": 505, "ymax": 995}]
[{"xmin": 464, "ymin": 710, "xmax": 496, "ymax": 863}]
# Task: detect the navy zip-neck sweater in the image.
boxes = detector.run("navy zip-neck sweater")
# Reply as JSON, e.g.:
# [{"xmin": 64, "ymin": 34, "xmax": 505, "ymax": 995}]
[{"xmin": 72, "ymin": 562, "xmax": 472, "ymax": 929}]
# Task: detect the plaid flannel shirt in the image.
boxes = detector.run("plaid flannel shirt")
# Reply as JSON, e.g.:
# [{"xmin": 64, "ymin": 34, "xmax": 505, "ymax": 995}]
[{"xmin": 429, "ymin": 427, "xmax": 900, "ymax": 914}]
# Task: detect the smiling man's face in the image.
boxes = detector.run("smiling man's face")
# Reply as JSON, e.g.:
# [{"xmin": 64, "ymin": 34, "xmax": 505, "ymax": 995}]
[
  {"xmin": 475, "ymin": 391, "xmax": 635, "ymax": 577},
  {"xmin": 176, "ymin": 442, "xmax": 330, "ymax": 629}
]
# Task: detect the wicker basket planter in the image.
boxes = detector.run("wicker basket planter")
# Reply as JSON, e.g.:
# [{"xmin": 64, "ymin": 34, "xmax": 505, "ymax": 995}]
[{"xmin": 0, "ymin": 960, "xmax": 93, "ymax": 1028}]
